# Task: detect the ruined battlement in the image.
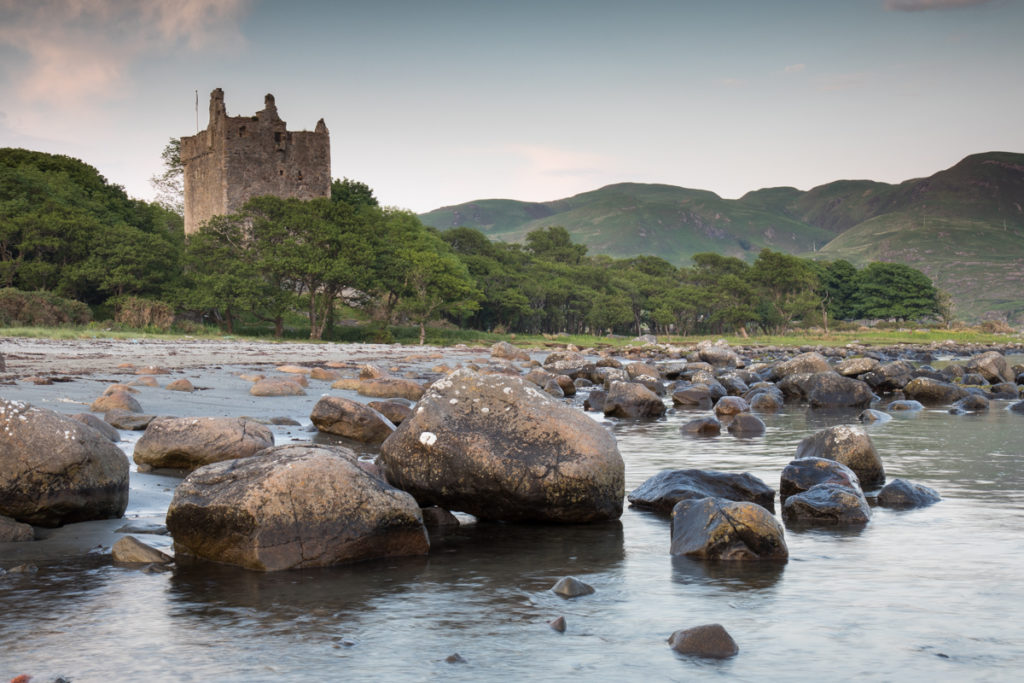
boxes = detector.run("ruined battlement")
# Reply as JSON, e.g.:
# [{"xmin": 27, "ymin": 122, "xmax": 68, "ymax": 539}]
[{"xmin": 180, "ymin": 88, "xmax": 331, "ymax": 235}]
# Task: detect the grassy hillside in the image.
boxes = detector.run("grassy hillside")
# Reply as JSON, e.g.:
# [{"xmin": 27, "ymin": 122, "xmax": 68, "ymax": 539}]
[{"xmin": 419, "ymin": 152, "xmax": 1024, "ymax": 322}]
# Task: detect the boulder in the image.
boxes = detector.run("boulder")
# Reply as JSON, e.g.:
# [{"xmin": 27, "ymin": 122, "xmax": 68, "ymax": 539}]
[
  {"xmin": 542, "ymin": 350, "xmax": 589, "ymax": 375},
  {"xmin": 554, "ymin": 374, "xmax": 576, "ymax": 397},
  {"xmin": 90, "ymin": 390, "xmax": 142, "ymax": 413},
  {"xmin": 626, "ymin": 362, "xmax": 661, "ymax": 379},
  {"xmin": 696, "ymin": 341, "xmax": 739, "ymax": 368},
  {"xmin": 583, "ymin": 389, "xmax": 607, "ymax": 412},
  {"xmin": 779, "ymin": 457, "xmax": 862, "ymax": 502},
  {"xmin": 103, "ymin": 410, "xmax": 156, "ymax": 430},
  {"xmin": 250, "ymin": 379, "xmax": 306, "ymax": 397},
  {"xmin": 358, "ymin": 378, "xmax": 425, "ymax": 402},
  {"xmin": 862, "ymin": 361, "xmax": 914, "ymax": 393},
  {"xmin": 771, "ymin": 352, "xmax": 831, "ymax": 380},
  {"xmin": 368, "ymin": 400, "xmax": 413, "ymax": 425},
  {"xmin": 835, "ymin": 356, "xmax": 879, "ymax": 377},
  {"xmin": 420, "ymin": 506, "xmax": 460, "ymax": 528},
  {"xmin": 603, "ymin": 381, "xmax": 666, "ymax": 418},
  {"xmin": 670, "ymin": 498, "xmax": 788, "ymax": 561},
  {"xmin": 490, "ymin": 340, "xmax": 530, "ymax": 362},
  {"xmin": 628, "ymin": 469, "xmax": 775, "ymax": 513},
  {"xmin": 310, "ymin": 396, "xmax": 395, "ymax": 444},
  {"xmin": 166, "ymin": 444, "xmax": 429, "ymax": 571},
  {"xmin": 718, "ymin": 374, "xmax": 749, "ymax": 397},
  {"xmin": 0, "ymin": 399, "xmax": 128, "ymax": 527},
  {"xmin": 713, "ymin": 396, "xmax": 749, "ymax": 417},
  {"xmin": 795, "ymin": 425, "xmax": 885, "ymax": 489},
  {"xmin": 966, "ymin": 351, "xmax": 1013, "ymax": 383},
  {"xmin": 671, "ymin": 385, "xmax": 713, "ymax": 410},
  {"xmin": 0, "ymin": 514, "xmax": 34, "ymax": 542},
  {"xmin": 728, "ymin": 412, "xmax": 766, "ymax": 437},
  {"xmin": 949, "ymin": 394, "xmax": 990, "ymax": 414},
  {"xmin": 777, "ymin": 372, "xmax": 816, "ymax": 401},
  {"xmin": 72, "ymin": 412, "xmax": 121, "ymax": 442},
  {"xmin": 782, "ymin": 484, "xmax": 871, "ymax": 526},
  {"xmin": 667, "ymin": 624, "xmax": 738, "ymax": 659},
  {"xmin": 988, "ymin": 382, "xmax": 1019, "ymax": 399},
  {"xmin": 877, "ymin": 478, "xmax": 941, "ymax": 509},
  {"xmin": 165, "ymin": 378, "xmax": 194, "ymax": 392},
  {"xmin": 133, "ymin": 417, "xmax": 274, "ymax": 471},
  {"xmin": 679, "ymin": 416, "xmax": 721, "ymax": 436},
  {"xmin": 806, "ymin": 372, "xmax": 874, "ymax": 409},
  {"xmin": 377, "ymin": 369, "xmax": 624, "ymax": 523},
  {"xmin": 112, "ymin": 535, "xmax": 173, "ymax": 564},
  {"xmin": 543, "ymin": 379, "xmax": 565, "ymax": 398},
  {"xmin": 903, "ymin": 377, "xmax": 968, "ymax": 405},
  {"xmin": 748, "ymin": 390, "xmax": 783, "ymax": 413}
]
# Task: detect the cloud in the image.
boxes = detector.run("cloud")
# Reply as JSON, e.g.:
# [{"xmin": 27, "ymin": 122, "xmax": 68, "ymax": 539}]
[
  {"xmin": 784, "ymin": 64, "xmax": 806, "ymax": 74},
  {"xmin": 0, "ymin": 0, "xmax": 251, "ymax": 106},
  {"xmin": 884, "ymin": 0, "xmax": 993, "ymax": 11}
]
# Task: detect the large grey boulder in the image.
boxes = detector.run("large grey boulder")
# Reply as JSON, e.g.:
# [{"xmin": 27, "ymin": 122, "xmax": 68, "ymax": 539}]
[
  {"xmin": 628, "ymin": 469, "xmax": 775, "ymax": 513},
  {"xmin": 0, "ymin": 399, "xmax": 128, "ymax": 527},
  {"xmin": 670, "ymin": 498, "xmax": 788, "ymax": 561},
  {"xmin": 966, "ymin": 351, "xmax": 1014, "ymax": 383},
  {"xmin": 696, "ymin": 341, "xmax": 739, "ymax": 368},
  {"xmin": 166, "ymin": 444, "xmax": 429, "ymax": 571},
  {"xmin": 877, "ymin": 478, "xmax": 941, "ymax": 509},
  {"xmin": 805, "ymin": 372, "xmax": 875, "ymax": 409},
  {"xmin": 133, "ymin": 417, "xmax": 274, "ymax": 471},
  {"xmin": 770, "ymin": 352, "xmax": 831, "ymax": 380},
  {"xmin": 795, "ymin": 425, "xmax": 885, "ymax": 489},
  {"xmin": 862, "ymin": 361, "xmax": 914, "ymax": 393},
  {"xmin": 378, "ymin": 369, "xmax": 624, "ymax": 523},
  {"xmin": 490, "ymin": 340, "xmax": 530, "ymax": 362},
  {"xmin": 835, "ymin": 356, "xmax": 880, "ymax": 377},
  {"xmin": 311, "ymin": 395, "xmax": 396, "ymax": 444}
]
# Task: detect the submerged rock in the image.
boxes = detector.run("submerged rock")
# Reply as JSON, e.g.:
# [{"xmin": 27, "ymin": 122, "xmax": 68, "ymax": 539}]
[
  {"xmin": 887, "ymin": 400, "xmax": 924, "ymax": 412},
  {"xmin": 0, "ymin": 400, "xmax": 128, "ymax": 527},
  {"xmin": 949, "ymin": 394, "xmax": 990, "ymax": 414},
  {"xmin": 877, "ymin": 478, "xmax": 941, "ymax": 509},
  {"xmin": 551, "ymin": 576, "xmax": 596, "ymax": 598},
  {"xmin": 679, "ymin": 416, "xmax": 721, "ymax": 436},
  {"xmin": 782, "ymin": 484, "xmax": 871, "ymax": 526},
  {"xmin": 670, "ymin": 498, "xmax": 788, "ymax": 561},
  {"xmin": 629, "ymin": 469, "xmax": 775, "ymax": 513},
  {"xmin": 806, "ymin": 372, "xmax": 874, "ymax": 409},
  {"xmin": 378, "ymin": 369, "xmax": 624, "ymax": 523},
  {"xmin": 668, "ymin": 624, "xmax": 739, "ymax": 659},
  {"xmin": 713, "ymin": 395, "xmax": 749, "ymax": 417},
  {"xmin": 780, "ymin": 457, "xmax": 862, "ymax": 502},
  {"xmin": 858, "ymin": 409, "xmax": 891, "ymax": 424},
  {"xmin": 166, "ymin": 444, "xmax": 429, "ymax": 571},
  {"xmin": 727, "ymin": 412, "xmax": 766, "ymax": 437}
]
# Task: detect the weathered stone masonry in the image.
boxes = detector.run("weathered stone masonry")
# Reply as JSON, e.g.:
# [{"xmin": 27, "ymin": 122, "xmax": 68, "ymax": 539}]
[{"xmin": 180, "ymin": 88, "xmax": 331, "ymax": 235}]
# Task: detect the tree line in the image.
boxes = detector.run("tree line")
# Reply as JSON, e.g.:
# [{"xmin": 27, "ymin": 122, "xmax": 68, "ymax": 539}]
[{"xmin": 0, "ymin": 147, "xmax": 942, "ymax": 339}]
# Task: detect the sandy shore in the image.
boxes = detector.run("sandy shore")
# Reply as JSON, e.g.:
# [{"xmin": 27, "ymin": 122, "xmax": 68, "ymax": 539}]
[{"xmin": 0, "ymin": 336, "xmax": 489, "ymax": 378}]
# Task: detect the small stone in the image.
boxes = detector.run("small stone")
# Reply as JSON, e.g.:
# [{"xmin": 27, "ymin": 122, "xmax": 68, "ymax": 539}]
[
  {"xmin": 112, "ymin": 535, "xmax": 173, "ymax": 564},
  {"xmin": 549, "ymin": 616, "xmax": 567, "ymax": 633},
  {"xmin": 420, "ymin": 506, "xmax": 460, "ymax": 528},
  {"xmin": 445, "ymin": 653, "xmax": 467, "ymax": 664},
  {"xmin": 668, "ymin": 623, "xmax": 739, "ymax": 659},
  {"xmin": 551, "ymin": 576, "xmax": 595, "ymax": 598}
]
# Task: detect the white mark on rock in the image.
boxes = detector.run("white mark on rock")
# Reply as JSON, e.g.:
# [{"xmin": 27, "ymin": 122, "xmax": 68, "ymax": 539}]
[{"xmin": 419, "ymin": 431, "xmax": 437, "ymax": 446}]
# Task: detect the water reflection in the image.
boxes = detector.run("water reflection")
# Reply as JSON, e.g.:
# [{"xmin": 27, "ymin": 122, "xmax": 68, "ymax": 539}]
[{"xmin": 670, "ymin": 555, "xmax": 785, "ymax": 591}]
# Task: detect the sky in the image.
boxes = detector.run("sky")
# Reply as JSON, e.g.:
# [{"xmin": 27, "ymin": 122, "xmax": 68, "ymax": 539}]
[{"xmin": 1, "ymin": 0, "xmax": 1022, "ymax": 213}]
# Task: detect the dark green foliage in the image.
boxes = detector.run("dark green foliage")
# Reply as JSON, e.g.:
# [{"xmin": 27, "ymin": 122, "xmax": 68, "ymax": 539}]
[
  {"xmin": 851, "ymin": 262, "xmax": 939, "ymax": 320},
  {"xmin": 0, "ymin": 287, "xmax": 91, "ymax": 326}
]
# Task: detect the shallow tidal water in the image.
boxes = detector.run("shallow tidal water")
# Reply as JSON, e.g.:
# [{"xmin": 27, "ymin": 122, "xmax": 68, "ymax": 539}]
[{"xmin": 2, "ymin": 359, "xmax": 1023, "ymax": 682}]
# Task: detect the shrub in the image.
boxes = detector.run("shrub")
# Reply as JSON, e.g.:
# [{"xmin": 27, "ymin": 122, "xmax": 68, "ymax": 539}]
[
  {"xmin": 0, "ymin": 288, "xmax": 92, "ymax": 326},
  {"xmin": 111, "ymin": 296, "xmax": 175, "ymax": 331}
]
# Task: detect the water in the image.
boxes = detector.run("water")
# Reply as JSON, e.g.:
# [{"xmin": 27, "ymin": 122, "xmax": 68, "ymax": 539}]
[{"xmin": 2, "ymin": 361, "xmax": 1023, "ymax": 681}]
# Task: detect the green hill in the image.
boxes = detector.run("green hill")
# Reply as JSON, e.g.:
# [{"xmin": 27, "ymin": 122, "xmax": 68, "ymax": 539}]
[{"xmin": 419, "ymin": 151, "xmax": 1024, "ymax": 322}]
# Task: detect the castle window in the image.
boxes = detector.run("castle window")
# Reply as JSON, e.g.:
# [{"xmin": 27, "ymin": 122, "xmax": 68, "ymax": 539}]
[
  {"xmin": 238, "ymin": 125, "xmax": 247, "ymax": 137},
  {"xmin": 279, "ymin": 169, "xmax": 284, "ymax": 176},
  {"xmin": 297, "ymin": 171, "xmax": 303, "ymax": 181},
  {"xmin": 274, "ymin": 132, "xmax": 282, "ymax": 144}
]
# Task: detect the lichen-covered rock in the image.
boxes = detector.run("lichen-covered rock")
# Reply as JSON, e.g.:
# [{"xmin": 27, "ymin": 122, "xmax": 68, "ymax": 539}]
[
  {"xmin": 877, "ymin": 478, "xmax": 941, "ymax": 509},
  {"xmin": 795, "ymin": 425, "xmax": 885, "ymax": 489},
  {"xmin": 680, "ymin": 416, "xmax": 721, "ymax": 436},
  {"xmin": 668, "ymin": 624, "xmax": 739, "ymax": 659},
  {"xmin": 903, "ymin": 377, "xmax": 968, "ymax": 405},
  {"xmin": 771, "ymin": 352, "xmax": 831, "ymax": 380},
  {"xmin": 133, "ymin": 417, "xmax": 274, "ymax": 471},
  {"xmin": 378, "ymin": 369, "xmax": 624, "ymax": 523},
  {"xmin": 670, "ymin": 498, "xmax": 788, "ymax": 561},
  {"xmin": 629, "ymin": 469, "xmax": 775, "ymax": 513},
  {"xmin": 490, "ymin": 340, "xmax": 530, "ymax": 362},
  {"xmin": 806, "ymin": 372, "xmax": 874, "ymax": 409},
  {"xmin": 0, "ymin": 399, "xmax": 128, "ymax": 527},
  {"xmin": 166, "ymin": 444, "xmax": 429, "ymax": 571},
  {"xmin": 603, "ymin": 381, "xmax": 666, "ymax": 418},
  {"xmin": 310, "ymin": 396, "xmax": 395, "ymax": 444},
  {"xmin": 835, "ymin": 356, "xmax": 879, "ymax": 377},
  {"xmin": 358, "ymin": 378, "xmax": 425, "ymax": 402},
  {"xmin": 779, "ymin": 457, "xmax": 862, "ymax": 502},
  {"xmin": 727, "ymin": 412, "xmax": 766, "ymax": 437},
  {"xmin": 782, "ymin": 484, "xmax": 871, "ymax": 526}
]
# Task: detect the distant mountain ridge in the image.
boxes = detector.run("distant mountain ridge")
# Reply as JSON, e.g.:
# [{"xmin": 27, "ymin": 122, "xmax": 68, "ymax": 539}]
[{"xmin": 419, "ymin": 152, "xmax": 1024, "ymax": 322}]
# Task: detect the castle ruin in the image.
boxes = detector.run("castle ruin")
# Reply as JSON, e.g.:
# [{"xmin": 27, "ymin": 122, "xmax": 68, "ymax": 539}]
[{"xmin": 180, "ymin": 88, "xmax": 331, "ymax": 235}]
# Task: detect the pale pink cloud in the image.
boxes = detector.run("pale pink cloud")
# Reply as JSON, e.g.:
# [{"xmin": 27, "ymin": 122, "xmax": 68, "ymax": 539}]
[{"xmin": 0, "ymin": 0, "xmax": 250, "ymax": 106}]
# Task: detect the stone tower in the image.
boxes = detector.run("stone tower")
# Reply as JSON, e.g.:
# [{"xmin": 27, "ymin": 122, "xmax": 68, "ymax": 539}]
[{"xmin": 180, "ymin": 88, "xmax": 331, "ymax": 235}]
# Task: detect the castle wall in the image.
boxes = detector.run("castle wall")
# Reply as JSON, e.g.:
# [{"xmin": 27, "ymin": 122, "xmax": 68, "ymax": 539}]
[{"xmin": 181, "ymin": 89, "xmax": 330, "ymax": 235}]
